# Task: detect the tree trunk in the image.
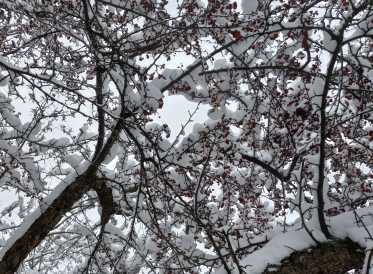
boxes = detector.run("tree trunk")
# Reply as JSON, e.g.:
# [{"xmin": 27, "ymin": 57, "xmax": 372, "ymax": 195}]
[
  {"xmin": 263, "ymin": 238, "xmax": 365, "ymax": 274},
  {"xmin": 0, "ymin": 175, "xmax": 93, "ymax": 274}
]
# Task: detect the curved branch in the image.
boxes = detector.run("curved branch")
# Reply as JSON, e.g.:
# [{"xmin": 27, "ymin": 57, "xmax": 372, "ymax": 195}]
[{"xmin": 240, "ymin": 153, "xmax": 300, "ymax": 182}]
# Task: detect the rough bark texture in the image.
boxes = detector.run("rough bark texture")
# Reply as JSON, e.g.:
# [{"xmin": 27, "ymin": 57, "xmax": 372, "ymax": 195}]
[{"xmin": 263, "ymin": 238, "xmax": 365, "ymax": 274}]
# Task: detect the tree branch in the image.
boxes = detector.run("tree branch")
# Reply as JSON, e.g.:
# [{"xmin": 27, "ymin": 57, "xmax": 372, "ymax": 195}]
[{"xmin": 240, "ymin": 153, "xmax": 299, "ymax": 182}]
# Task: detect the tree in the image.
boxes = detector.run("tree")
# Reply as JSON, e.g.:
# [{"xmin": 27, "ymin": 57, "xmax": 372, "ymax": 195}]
[{"xmin": 0, "ymin": 0, "xmax": 372, "ymax": 273}]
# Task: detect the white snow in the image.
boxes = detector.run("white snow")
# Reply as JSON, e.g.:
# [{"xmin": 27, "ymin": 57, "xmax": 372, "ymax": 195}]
[
  {"xmin": 64, "ymin": 154, "xmax": 83, "ymax": 168},
  {"xmin": 322, "ymin": 31, "xmax": 337, "ymax": 52},
  {"xmin": 0, "ymin": 74, "xmax": 8, "ymax": 87},
  {"xmin": 241, "ymin": 0, "xmax": 258, "ymax": 14}
]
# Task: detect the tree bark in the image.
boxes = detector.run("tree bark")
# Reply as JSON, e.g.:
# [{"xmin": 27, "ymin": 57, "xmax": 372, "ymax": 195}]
[
  {"xmin": 263, "ymin": 238, "xmax": 365, "ymax": 274},
  {"xmin": 0, "ymin": 174, "xmax": 94, "ymax": 274}
]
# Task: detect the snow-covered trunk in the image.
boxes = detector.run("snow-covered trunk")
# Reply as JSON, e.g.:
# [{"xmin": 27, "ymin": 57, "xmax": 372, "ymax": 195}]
[
  {"xmin": 0, "ymin": 174, "xmax": 92, "ymax": 274},
  {"xmin": 263, "ymin": 238, "xmax": 364, "ymax": 274}
]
